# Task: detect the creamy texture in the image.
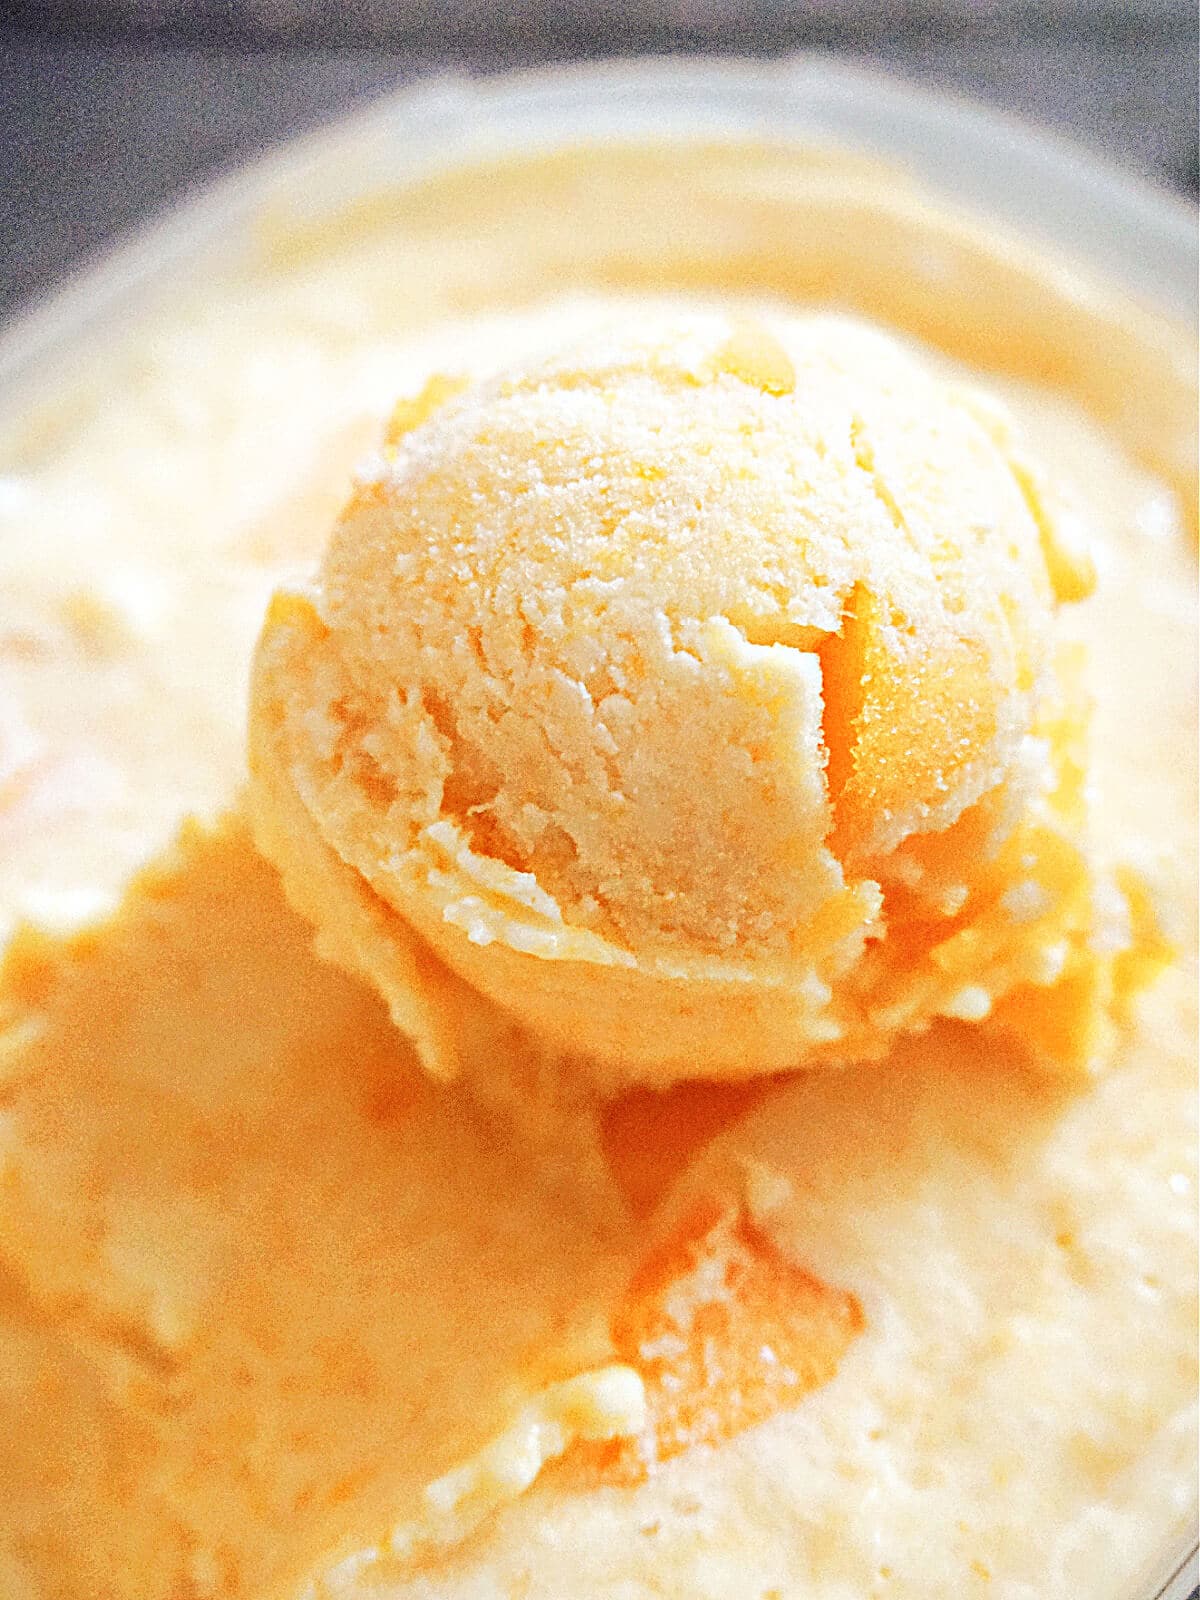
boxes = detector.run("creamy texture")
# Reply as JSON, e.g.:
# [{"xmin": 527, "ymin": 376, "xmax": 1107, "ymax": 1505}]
[
  {"xmin": 0, "ymin": 821, "xmax": 635, "ymax": 1598},
  {"xmin": 0, "ymin": 139, "xmax": 1195, "ymax": 1600},
  {"xmin": 249, "ymin": 309, "xmax": 1127, "ymax": 1090},
  {"xmin": 0, "ymin": 141, "xmax": 1194, "ymax": 947}
]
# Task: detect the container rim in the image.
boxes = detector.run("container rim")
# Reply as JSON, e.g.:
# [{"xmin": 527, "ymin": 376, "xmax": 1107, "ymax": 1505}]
[{"xmin": 0, "ymin": 52, "xmax": 1196, "ymax": 394}]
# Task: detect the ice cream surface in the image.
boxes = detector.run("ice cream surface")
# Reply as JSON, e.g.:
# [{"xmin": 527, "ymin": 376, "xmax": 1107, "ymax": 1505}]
[
  {"xmin": 0, "ymin": 128, "xmax": 1195, "ymax": 1600},
  {"xmin": 251, "ymin": 308, "xmax": 1133, "ymax": 1088}
]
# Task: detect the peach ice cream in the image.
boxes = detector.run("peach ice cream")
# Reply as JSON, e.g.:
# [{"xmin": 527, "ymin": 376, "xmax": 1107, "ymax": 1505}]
[
  {"xmin": 248, "ymin": 308, "xmax": 1138, "ymax": 1089},
  {"xmin": 0, "ymin": 120, "xmax": 1194, "ymax": 1600}
]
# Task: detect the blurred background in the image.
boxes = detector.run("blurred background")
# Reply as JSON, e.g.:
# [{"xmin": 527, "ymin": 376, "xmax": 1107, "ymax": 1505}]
[{"xmin": 2, "ymin": 1, "xmax": 1197, "ymax": 320}]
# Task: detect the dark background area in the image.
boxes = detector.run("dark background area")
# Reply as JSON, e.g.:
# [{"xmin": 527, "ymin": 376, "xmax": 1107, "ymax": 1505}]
[{"xmin": 1, "ymin": 1, "xmax": 1197, "ymax": 322}]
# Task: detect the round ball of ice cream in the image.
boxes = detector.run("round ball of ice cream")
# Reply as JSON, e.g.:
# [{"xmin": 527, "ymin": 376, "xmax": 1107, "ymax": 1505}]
[{"xmin": 249, "ymin": 309, "xmax": 1105, "ymax": 1088}]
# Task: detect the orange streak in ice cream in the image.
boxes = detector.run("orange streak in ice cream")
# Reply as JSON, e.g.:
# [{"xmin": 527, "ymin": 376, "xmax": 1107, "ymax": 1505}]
[
  {"xmin": 577, "ymin": 1195, "xmax": 864, "ymax": 1485},
  {"xmin": 600, "ymin": 1080, "xmax": 774, "ymax": 1219}
]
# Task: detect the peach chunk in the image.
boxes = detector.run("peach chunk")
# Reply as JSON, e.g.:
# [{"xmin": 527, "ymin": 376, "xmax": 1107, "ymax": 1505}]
[{"xmin": 581, "ymin": 1195, "xmax": 863, "ymax": 1484}]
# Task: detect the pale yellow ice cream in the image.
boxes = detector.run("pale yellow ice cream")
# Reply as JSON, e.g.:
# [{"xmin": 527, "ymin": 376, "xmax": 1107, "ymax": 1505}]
[
  {"xmin": 249, "ymin": 308, "xmax": 1136, "ymax": 1088},
  {"xmin": 0, "ymin": 125, "xmax": 1195, "ymax": 1600}
]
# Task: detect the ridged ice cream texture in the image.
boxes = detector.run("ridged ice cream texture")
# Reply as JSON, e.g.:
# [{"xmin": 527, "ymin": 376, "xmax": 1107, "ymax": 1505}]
[{"xmin": 249, "ymin": 309, "xmax": 1139, "ymax": 1088}]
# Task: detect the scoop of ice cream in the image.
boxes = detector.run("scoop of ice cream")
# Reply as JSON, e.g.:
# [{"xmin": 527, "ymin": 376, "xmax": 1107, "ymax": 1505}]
[{"xmin": 249, "ymin": 309, "xmax": 1136, "ymax": 1089}]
